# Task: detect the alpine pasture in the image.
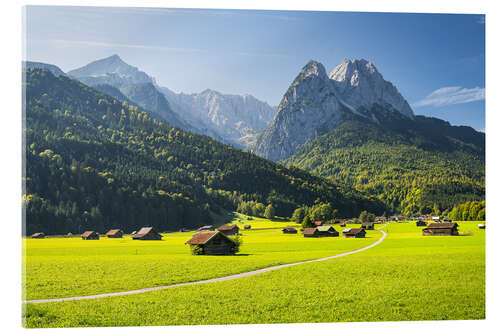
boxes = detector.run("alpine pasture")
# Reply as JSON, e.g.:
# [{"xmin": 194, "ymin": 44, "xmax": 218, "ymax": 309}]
[{"xmin": 22, "ymin": 218, "xmax": 485, "ymax": 327}]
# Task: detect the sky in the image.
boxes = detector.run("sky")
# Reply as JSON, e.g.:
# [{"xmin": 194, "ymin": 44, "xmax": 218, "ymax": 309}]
[{"xmin": 24, "ymin": 6, "xmax": 485, "ymax": 131}]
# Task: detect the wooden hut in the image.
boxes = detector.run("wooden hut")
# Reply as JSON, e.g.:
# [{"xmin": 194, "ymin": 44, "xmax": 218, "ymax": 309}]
[
  {"xmin": 342, "ymin": 228, "xmax": 366, "ymax": 238},
  {"xmin": 416, "ymin": 221, "xmax": 427, "ymax": 227},
  {"xmin": 361, "ymin": 222, "xmax": 375, "ymax": 230},
  {"xmin": 422, "ymin": 222, "xmax": 459, "ymax": 236},
  {"xmin": 81, "ymin": 231, "xmax": 99, "ymax": 240},
  {"xmin": 316, "ymin": 225, "xmax": 339, "ymax": 237},
  {"xmin": 185, "ymin": 231, "xmax": 237, "ymax": 255},
  {"xmin": 197, "ymin": 225, "xmax": 215, "ymax": 231},
  {"xmin": 244, "ymin": 225, "xmax": 251, "ymax": 230},
  {"xmin": 217, "ymin": 224, "xmax": 239, "ymax": 236},
  {"xmin": 282, "ymin": 227, "xmax": 298, "ymax": 234},
  {"xmin": 105, "ymin": 229, "xmax": 124, "ymax": 238},
  {"xmin": 132, "ymin": 227, "xmax": 163, "ymax": 240},
  {"xmin": 31, "ymin": 232, "xmax": 45, "ymax": 239},
  {"xmin": 302, "ymin": 227, "xmax": 319, "ymax": 237}
]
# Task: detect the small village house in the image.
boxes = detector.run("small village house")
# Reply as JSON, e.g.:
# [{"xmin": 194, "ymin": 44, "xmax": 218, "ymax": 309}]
[
  {"xmin": 81, "ymin": 231, "xmax": 99, "ymax": 240},
  {"xmin": 282, "ymin": 227, "xmax": 298, "ymax": 234},
  {"xmin": 185, "ymin": 231, "xmax": 237, "ymax": 255},
  {"xmin": 361, "ymin": 222, "xmax": 375, "ymax": 230},
  {"xmin": 316, "ymin": 225, "xmax": 339, "ymax": 237},
  {"xmin": 217, "ymin": 224, "xmax": 239, "ymax": 236},
  {"xmin": 422, "ymin": 222, "xmax": 459, "ymax": 236},
  {"xmin": 431, "ymin": 216, "xmax": 440, "ymax": 222},
  {"xmin": 132, "ymin": 227, "xmax": 163, "ymax": 240},
  {"xmin": 342, "ymin": 228, "xmax": 366, "ymax": 238},
  {"xmin": 314, "ymin": 221, "xmax": 323, "ymax": 226},
  {"xmin": 105, "ymin": 229, "xmax": 124, "ymax": 238},
  {"xmin": 416, "ymin": 221, "xmax": 427, "ymax": 227},
  {"xmin": 31, "ymin": 232, "xmax": 45, "ymax": 239}
]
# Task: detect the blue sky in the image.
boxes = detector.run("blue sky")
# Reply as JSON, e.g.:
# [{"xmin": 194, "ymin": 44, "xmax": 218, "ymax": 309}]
[{"xmin": 25, "ymin": 6, "xmax": 485, "ymax": 131}]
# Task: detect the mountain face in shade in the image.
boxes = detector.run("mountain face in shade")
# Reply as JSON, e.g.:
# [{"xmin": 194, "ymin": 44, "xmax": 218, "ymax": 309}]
[
  {"xmin": 160, "ymin": 87, "xmax": 276, "ymax": 148},
  {"xmin": 67, "ymin": 54, "xmax": 153, "ymax": 87},
  {"xmin": 254, "ymin": 59, "xmax": 416, "ymax": 161}
]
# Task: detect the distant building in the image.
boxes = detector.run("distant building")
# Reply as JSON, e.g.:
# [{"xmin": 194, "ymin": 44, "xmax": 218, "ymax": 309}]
[
  {"xmin": 431, "ymin": 216, "xmax": 440, "ymax": 222},
  {"xmin": 185, "ymin": 231, "xmax": 237, "ymax": 255},
  {"xmin": 282, "ymin": 227, "xmax": 298, "ymax": 234},
  {"xmin": 81, "ymin": 231, "xmax": 99, "ymax": 240},
  {"xmin": 422, "ymin": 222, "xmax": 459, "ymax": 236},
  {"xmin": 416, "ymin": 221, "xmax": 427, "ymax": 227},
  {"xmin": 105, "ymin": 229, "xmax": 124, "ymax": 238},
  {"xmin": 342, "ymin": 228, "xmax": 366, "ymax": 238},
  {"xmin": 132, "ymin": 227, "xmax": 163, "ymax": 240},
  {"xmin": 302, "ymin": 226, "xmax": 339, "ymax": 237},
  {"xmin": 361, "ymin": 222, "xmax": 375, "ymax": 230},
  {"xmin": 314, "ymin": 221, "xmax": 323, "ymax": 226},
  {"xmin": 217, "ymin": 224, "xmax": 239, "ymax": 236},
  {"xmin": 31, "ymin": 232, "xmax": 45, "ymax": 239},
  {"xmin": 478, "ymin": 224, "xmax": 486, "ymax": 229},
  {"xmin": 197, "ymin": 225, "xmax": 215, "ymax": 231},
  {"xmin": 244, "ymin": 225, "xmax": 251, "ymax": 230}
]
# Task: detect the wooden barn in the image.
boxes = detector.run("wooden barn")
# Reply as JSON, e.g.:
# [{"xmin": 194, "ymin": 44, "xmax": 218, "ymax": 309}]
[
  {"xmin": 416, "ymin": 221, "xmax": 427, "ymax": 227},
  {"xmin": 185, "ymin": 231, "xmax": 237, "ymax": 255},
  {"xmin": 31, "ymin": 232, "xmax": 45, "ymax": 239},
  {"xmin": 132, "ymin": 227, "xmax": 163, "ymax": 240},
  {"xmin": 422, "ymin": 222, "xmax": 459, "ymax": 236},
  {"xmin": 361, "ymin": 222, "xmax": 375, "ymax": 230},
  {"xmin": 244, "ymin": 225, "xmax": 251, "ymax": 230},
  {"xmin": 302, "ymin": 227, "xmax": 319, "ymax": 237},
  {"xmin": 105, "ymin": 229, "xmax": 124, "ymax": 238},
  {"xmin": 197, "ymin": 225, "xmax": 215, "ymax": 231},
  {"xmin": 81, "ymin": 231, "xmax": 99, "ymax": 240},
  {"xmin": 217, "ymin": 224, "xmax": 239, "ymax": 236},
  {"xmin": 342, "ymin": 228, "xmax": 366, "ymax": 238},
  {"xmin": 316, "ymin": 225, "xmax": 339, "ymax": 237},
  {"xmin": 282, "ymin": 227, "xmax": 298, "ymax": 234}
]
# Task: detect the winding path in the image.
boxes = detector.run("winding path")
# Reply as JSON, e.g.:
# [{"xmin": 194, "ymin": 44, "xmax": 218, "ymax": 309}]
[{"xmin": 24, "ymin": 226, "xmax": 387, "ymax": 304}]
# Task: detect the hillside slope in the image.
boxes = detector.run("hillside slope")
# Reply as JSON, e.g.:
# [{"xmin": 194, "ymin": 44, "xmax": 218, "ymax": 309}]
[{"xmin": 23, "ymin": 69, "xmax": 385, "ymax": 235}]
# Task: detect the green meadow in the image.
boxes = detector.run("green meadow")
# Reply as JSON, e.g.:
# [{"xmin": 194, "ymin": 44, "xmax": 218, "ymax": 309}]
[
  {"xmin": 23, "ymin": 220, "xmax": 485, "ymax": 327},
  {"xmin": 23, "ymin": 215, "xmax": 375, "ymax": 300}
]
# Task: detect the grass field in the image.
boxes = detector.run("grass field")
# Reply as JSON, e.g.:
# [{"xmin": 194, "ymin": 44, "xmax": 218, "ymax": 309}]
[
  {"xmin": 23, "ymin": 220, "xmax": 485, "ymax": 327},
  {"xmin": 22, "ymin": 215, "xmax": 373, "ymax": 300}
]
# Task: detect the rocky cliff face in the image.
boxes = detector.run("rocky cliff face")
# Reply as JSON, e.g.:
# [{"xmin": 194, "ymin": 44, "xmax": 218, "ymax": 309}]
[
  {"xmin": 254, "ymin": 58, "xmax": 415, "ymax": 161},
  {"xmin": 160, "ymin": 87, "xmax": 275, "ymax": 148}
]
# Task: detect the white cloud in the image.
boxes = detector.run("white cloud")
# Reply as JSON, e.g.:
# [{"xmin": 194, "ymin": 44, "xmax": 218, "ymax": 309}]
[{"xmin": 412, "ymin": 86, "xmax": 485, "ymax": 108}]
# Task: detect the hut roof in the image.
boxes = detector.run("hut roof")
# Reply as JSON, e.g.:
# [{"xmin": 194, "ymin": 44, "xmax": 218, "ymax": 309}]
[
  {"xmin": 105, "ymin": 229, "xmax": 122, "ymax": 236},
  {"xmin": 302, "ymin": 228, "xmax": 318, "ymax": 235},
  {"xmin": 31, "ymin": 232, "xmax": 44, "ymax": 237},
  {"xmin": 218, "ymin": 224, "xmax": 238, "ymax": 231},
  {"xmin": 342, "ymin": 228, "xmax": 364, "ymax": 235},
  {"xmin": 426, "ymin": 222, "xmax": 458, "ymax": 229},
  {"xmin": 185, "ymin": 231, "xmax": 234, "ymax": 245},
  {"xmin": 314, "ymin": 221, "xmax": 323, "ymax": 226},
  {"xmin": 81, "ymin": 231, "xmax": 97, "ymax": 237},
  {"xmin": 317, "ymin": 225, "xmax": 336, "ymax": 232},
  {"xmin": 198, "ymin": 225, "xmax": 214, "ymax": 230},
  {"xmin": 134, "ymin": 227, "xmax": 160, "ymax": 237}
]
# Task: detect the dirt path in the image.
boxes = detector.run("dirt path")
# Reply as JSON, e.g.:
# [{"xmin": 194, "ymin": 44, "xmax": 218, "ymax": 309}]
[{"xmin": 24, "ymin": 226, "xmax": 387, "ymax": 304}]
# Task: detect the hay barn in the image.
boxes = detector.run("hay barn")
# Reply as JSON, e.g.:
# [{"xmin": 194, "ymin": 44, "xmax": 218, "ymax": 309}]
[
  {"xmin": 185, "ymin": 231, "xmax": 237, "ymax": 255},
  {"xmin": 342, "ymin": 228, "xmax": 366, "ymax": 238},
  {"xmin": 316, "ymin": 225, "xmax": 339, "ymax": 237},
  {"xmin": 81, "ymin": 231, "xmax": 99, "ymax": 240},
  {"xmin": 31, "ymin": 232, "xmax": 45, "ymax": 239},
  {"xmin": 217, "ymin": 224, "xmax": 239, "ymax": 235},
  {"xmin": 105, "ymin": 229, "xmax": 124, "ymax": 238},
  {"xmin": 132, "ymin": 227, "xmax": 163, "ymax": 240},
  {"xmin": 422, "ymin": 222, "xmax": 459, "ymax": 236}
]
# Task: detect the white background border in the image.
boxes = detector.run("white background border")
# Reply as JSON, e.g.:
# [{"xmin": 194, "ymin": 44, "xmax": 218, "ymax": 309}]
[{"xmin": 2, "ymin": 1, "xmax": 498, "ymax": 332}]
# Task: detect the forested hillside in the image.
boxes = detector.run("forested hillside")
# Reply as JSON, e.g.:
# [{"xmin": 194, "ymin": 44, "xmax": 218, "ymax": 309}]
[
  {"xmin": 284, "ymin": 118, "xmax": 485, "ymax": 215},
  {"xmin": 23, "ymin": 69, "xmax": 385, "ymax": 235}
]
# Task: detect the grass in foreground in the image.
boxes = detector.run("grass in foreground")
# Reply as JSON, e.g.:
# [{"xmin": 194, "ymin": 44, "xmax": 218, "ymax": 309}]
[
  {"xmin": 23, "ymin": 221, "xmax": 484, "ymax": 327},
  {"xmin": 23, "ymin": 215, "xmax": 375, "ymax": 300}
]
